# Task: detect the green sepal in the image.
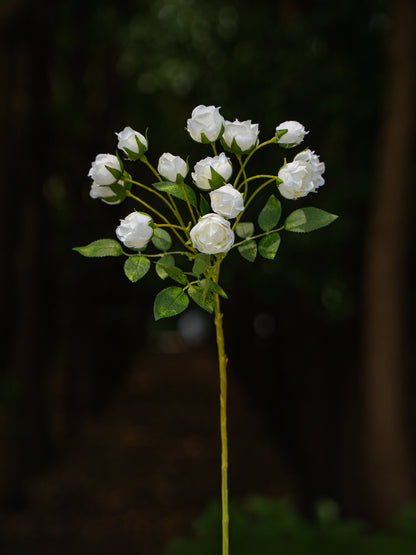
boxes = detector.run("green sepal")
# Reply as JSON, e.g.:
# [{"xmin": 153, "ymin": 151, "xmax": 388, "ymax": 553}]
[
  {"xmin": 121, "ymin": 146, "xmax": 140, "ymax": 162},
  {"xmin": 155, "ymin": 263, "xmax": 187, "ymax": 285},
  {"xmin": 121, "ymin": 171, "xmax": 133, "ymax": 192},
  {"xmin": 284, "ymin": 207, "xmax": 338, "ymax": 233},
  {"xmin": 259, "ymin": 232, "xmax": 281, "ymax": 260},
  {"xmin": 124, "ymin": 255, "xmax": 151, "ymax": 282},
  {"xmin": 199, "ymin": 194, "xmax": 210, "ymax": 216},
  {"xmin": 152, "ymin": 227, "xmax": 172, "ymax": 251},
  {"xmin": 209, "ymin": 167, "xmax": 227, "ymax": 190},
  {"xmin": 238, "ymin": 239, "xmax": 257, "ymax": 262},
  {"xmin": 199, "ymin": 131, "xmax": 213, "ymax": 145},
  {"xmin": 275, "ymin": 128, "xmax": 288, "ymax": 141},
  {"xmin": 156, "ymin": 254, "xmax": 175, "ymax": 279},
  {"xmin": 221, "ymin": 135, "xmax": 256, "ymax": 155},
  {"xmin": 108, "ymin": 181, "xmax": 127, "ymax": 202},
  {"xmin": 73, "ymin": 239, "xmax": 123, "ymax": 258},
  {"xmin": 153, "ymin": 286, "xmax": 189, "ymax": 320},
  {"xmin": 105, "ymin": 163, "xmax": 123, "ymax": 182},
  {"xmin": 188, "ymin": 284, "xmax": 214, "ymax": 313},
  {"xmin": 192, "ymin": 253, "xmax": 211, "ymax": 276},
  {"xmin": 235, "ymin": 222, "xmax": 254, "ymax": 239},
  {"xmin": 258, "ymin": 195, "xmax": 282, "ymax": 231},
  {"xmin": 153, "ymin": 181, "xmax": 198, "ymax": 208}
]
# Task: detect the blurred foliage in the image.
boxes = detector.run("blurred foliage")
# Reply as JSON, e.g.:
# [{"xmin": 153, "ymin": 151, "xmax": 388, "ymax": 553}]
[{"xmin": 163, "ymin": 496, "xmax": 416, "ymax": 555}]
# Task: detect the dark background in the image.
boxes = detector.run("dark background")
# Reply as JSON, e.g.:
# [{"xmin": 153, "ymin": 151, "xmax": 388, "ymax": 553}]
[{"xmin": 0, "ymin": 0, "xmax": 415, "ymax": 553}]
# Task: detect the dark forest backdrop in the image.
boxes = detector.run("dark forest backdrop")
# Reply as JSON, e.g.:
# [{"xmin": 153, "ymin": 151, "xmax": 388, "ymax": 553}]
[{"xmin": 0, "ymin": 0, "xmax": 415, "ymax": 552}]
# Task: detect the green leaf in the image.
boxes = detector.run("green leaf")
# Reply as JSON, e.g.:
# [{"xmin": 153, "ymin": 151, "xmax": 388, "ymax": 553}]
[
  {"xmin": 188, "ymin": 285, "xmax": 214, "ymax": 313},
  {"xmin": 153, "ymin": 287, "xmax": 189, "ymax": 320},
  {"xmin": 258, "ymin": 195, "xmax": 282, "ymax": 231},
  {"xmin": 153, "ymin": 181, "xmax": 198, "ymax": 208},
  {"xmin": 156, "ymin": 254, "xmax": 175, "ymax": 279},
  {"xmin": 199, "ymin": 194, "xmax": 210, "ymax": 216},
  {"xmin": 123, "ymin": 255, "xmax": 151, "ymax": 282},
  {"xmin": 192, "ymin": 253, "xmax": 211, "ymax": 276},
  {"xmin": 155, "ymin": 264, "xmax": 187, "ymax": 285},
  {"xmin": 205, "ymin": 279, "xmax": 228, "ymax": 299},
  {"xmin": 284, "ymin": 207, "xmax": 338, "ymax": 233},
  {"xmin": 73, "ymin": 239, "xmax": 123, "ymax": 258},
  {"xmin": 152, "ymin": 227, "xmax": 172, "ymax": 251},
  {"xmin": 259, "ymin": 232, "xmax": 281, "ymax": 260},
  {"xmin": 235, "ymin": 222, "xmax": 254, "ymax": 239},
  {"xmin": 237, "ymin": 239, "xmax": 257, "ymax": 262}
]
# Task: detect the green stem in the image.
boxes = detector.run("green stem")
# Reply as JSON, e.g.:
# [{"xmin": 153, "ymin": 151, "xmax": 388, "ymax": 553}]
[
  {"xmin": 232, "ymin": 178, "xmax": 276, "ymax": 230},
  {"xmin": 232, "ymin": 137, "xmax": 277, "ymax": 189},
  {"xmin": 126, "ymin": 191, "xmax": 192, "ymax": 252},
  {"xmin": 156, "ymin": 223, "xmax": 188, "ymax": 231},
  {"xmin": 231, "ymin": 226, "xmax": 284, "ymax": 248},
  {"xmin": 137, "ymin": 157, "xmax": 187, "ymax": 229},
  {"xmin": 179, "ymin": 181, "xmax": 197, "ymax": 225},
  {"xmin": 140, "ymin": 155, "xmax": 163, "ymax": 182},
  {"xmin": 213, "ymin": 256, "xmax": 229, "ymax": 555},
  {"xmin": 123, "ymin": 176, "xmax": 182, "ymax": 223}
]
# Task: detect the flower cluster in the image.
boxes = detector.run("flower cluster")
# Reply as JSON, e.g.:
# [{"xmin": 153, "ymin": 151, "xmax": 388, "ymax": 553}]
[{"xmin": 78, "ymin": 105, "xmax": 336, "ymax": 320}]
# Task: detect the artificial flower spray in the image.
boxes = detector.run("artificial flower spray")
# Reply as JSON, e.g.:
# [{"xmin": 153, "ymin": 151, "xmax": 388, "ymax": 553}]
[{"xmin": 75, "ymin": 105, "xmax": 337, "ymax": 554}]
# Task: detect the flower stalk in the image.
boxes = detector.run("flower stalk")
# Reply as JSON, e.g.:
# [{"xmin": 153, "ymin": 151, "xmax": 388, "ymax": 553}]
[{"xmin": 213, "ymin": 257, "xmax": 229, "ymax": 555}]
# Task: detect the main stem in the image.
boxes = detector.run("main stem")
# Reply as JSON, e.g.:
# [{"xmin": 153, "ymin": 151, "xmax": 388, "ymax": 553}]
[{"xmin": 213, "ymin": 259, "xmax": 229, "ymax": 555}]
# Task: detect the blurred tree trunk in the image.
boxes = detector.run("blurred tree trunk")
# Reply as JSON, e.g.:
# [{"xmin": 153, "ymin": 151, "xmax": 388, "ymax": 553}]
[
  {"xmin": 0, "ymin": 0, "xmax": 50, "ymax": 508},
  {"xmin": 362, "ymin": 0, "xmax": 416, "ymax": 521}
]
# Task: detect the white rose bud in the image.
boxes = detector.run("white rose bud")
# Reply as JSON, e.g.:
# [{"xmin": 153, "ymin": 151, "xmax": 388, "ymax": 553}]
[
  {"xmin": 158, "ymin": 152, "xmax": 188, "ymax": 183},
  {"xmin": 277, "ymin": 149, "xmax": 325, "ymax": 200},
  {"xmin": 275, "ymin": 120, "xmax": 309, "ymax": 148},
  {"xmin": 89, "ymin": 182, "xmax": 120, "ymax": 205},
  {"xmin": 192, "ymin": 152, "xmax": 233, "ymax": 191},
  {"xmin": 88, "ymin": 153, "xmax": 122, "ymax": 186},
  {"xmin": 187, "ymin": 105, "xmax": 224, "ymax": 143},
  {"xmin": 222, "ymin": 119, "xmax": 259, "ymax": 154},
  {"xmin": 190, "ymin": 213, "xmax": 235, "ymax": 255},
  {"xmin": 115, "ymin": 212, "xmax": 154, "ymax": 250},
  {"xmin": 210, "ymin": 184, "xmax": 244, "ymax": 220},
  {"xmin": 116, "ymin": 126, "xmax": 148, "ymax": 160}
]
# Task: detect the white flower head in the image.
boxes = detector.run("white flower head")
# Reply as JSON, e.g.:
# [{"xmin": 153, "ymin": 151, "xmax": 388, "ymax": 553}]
[
  {"xmin": 190, "ymin": 213, "xmax": 235, "ymax": 255},
  {"xmin": 277, "ymin": 149, "xmax": 325, "ymax": 199},
  {"xmin": 158, "ymin": 152, "xmax": 188, "ymax": 183},
  {"xmin": 210, "ymin": 184, "xmax": 244, "ymax": 219},
  {"xmin": 116, "ymin": 126, "xmax": 148, "ymax": 160},
  {"xmin": 116, "ymin": 212, "xmax": 153, "ymax": 250},
  {"xmin": 221, "ymin": 119, "xmax": 259, "ymax": 154},
  {"xmin": 88, "ymin": 153, "xmax": 122, "ymax": 186},
  {"xmin": 187, "ymin": 105, "xmax": 224, "ymax": 143},
  {"xmin": 89, "ymin": 182, "xmax": 121, "ymax": 205},
  {"xmin": 192, "ymin": 153, "xmax": 233, "ymax": 191},
  {"xmin": 275, "ymin": 121, "xmax": 309, "ymax": 148}
]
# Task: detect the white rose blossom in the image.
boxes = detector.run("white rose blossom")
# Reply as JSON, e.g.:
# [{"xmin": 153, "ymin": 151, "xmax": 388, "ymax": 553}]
[
  {"xmin": 192, "ymin": 153, "xmax": 233, "ymax": 191},
  {"xmin": 115, "ymin": 212, "xmax": 154, "ymax": 250},
  {"xmin": 275, "ymin": 120, "xmax": 309, "ymax": 148},
  {"xmin": 158, "ymin": 152, "xmax": 188, "ymax": 183},
  {"xmin": 190, "ymin": 213, "xmax": 235, "ymax": 255},
  {"xmin": 210, "ymin": 184, "xmax": 244, "ymax": 220},
  {"xmin": 116, "ymin": 126, "xmax": 148, "ymax": 159},
  {"xmin": 277, "ymin": 149, "xmax": 325, "ymax": 200},
  {"xmin": 88, "ymin": 153, "xmax": 122, "ymax": 186},
  {"xmin": 222, "ymin": 119, "xmax": 259, "ymax": 154},
  {"xmin": 89, "ymin": 182, "xmax": 120, "ymax": 205},
  {"xmin": 187, "ymin": 105, "xmax": 224, "ymax": 143}
]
